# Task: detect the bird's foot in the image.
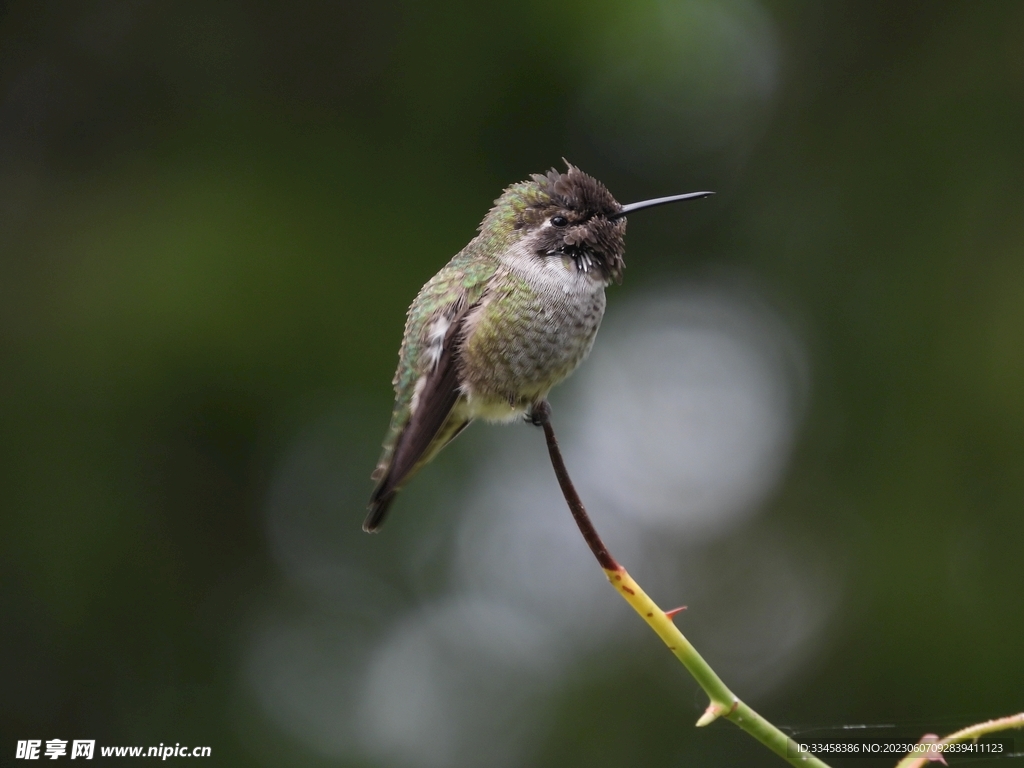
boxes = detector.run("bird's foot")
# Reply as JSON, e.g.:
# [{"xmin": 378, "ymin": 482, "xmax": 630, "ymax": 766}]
[{"xmin": 527, "ymin": 400, "xmax": 551, "ymax": 427}]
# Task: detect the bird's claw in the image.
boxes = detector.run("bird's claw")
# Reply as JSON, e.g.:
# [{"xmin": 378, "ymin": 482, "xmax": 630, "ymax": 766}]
[{"xmin": 527, "ymin": 401, "xmax": 551, "ymax": 427}]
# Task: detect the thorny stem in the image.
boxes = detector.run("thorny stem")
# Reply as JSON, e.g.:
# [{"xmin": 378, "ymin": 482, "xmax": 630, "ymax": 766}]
[
  {"xmin": 533, "ymin": 401, "xmax": 1023, "ymax": 768},
  {"xmin": 533, "ymin": 400, "xmax": 830, "ymax": 768},
  {"xmin": 893, "ymin": 713, "xmax": 1024, "ymax": 768}
]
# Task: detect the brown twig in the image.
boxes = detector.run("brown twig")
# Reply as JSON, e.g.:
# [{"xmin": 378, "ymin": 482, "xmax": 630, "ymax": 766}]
[{"xmin": 532, "ymin": 400, "xmax": 618, "ymax": 570}]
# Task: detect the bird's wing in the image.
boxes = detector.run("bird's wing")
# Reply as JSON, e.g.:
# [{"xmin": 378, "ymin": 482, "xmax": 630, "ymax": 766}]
[{"xmin": 364, "ymin": 256, "xmax": 495, "ymax": 532}]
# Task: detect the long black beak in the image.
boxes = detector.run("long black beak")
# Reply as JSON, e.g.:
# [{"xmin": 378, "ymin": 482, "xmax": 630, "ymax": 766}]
[{"xmin": 609, "ymin": 191, "xmax": 714, "ymax": 220}]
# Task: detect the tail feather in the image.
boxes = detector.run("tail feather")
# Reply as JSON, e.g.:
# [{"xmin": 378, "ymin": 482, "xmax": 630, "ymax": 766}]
[
  {"xmin": 363, "ymin": 489, "xmax": 395, "ymax": 533},
  {"xmin": 363, "ymin": 416, "xmax": 469, "ymax": 533}
]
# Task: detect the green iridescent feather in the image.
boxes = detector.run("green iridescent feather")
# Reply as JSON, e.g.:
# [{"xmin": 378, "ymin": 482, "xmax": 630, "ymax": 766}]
[
  {"xmin": 373, "ymin": 248, "xmax": 498, "ymax": 477},
  {"xmin": 373, "ymin": 183, "xmax": 550, "ymax": 476}
]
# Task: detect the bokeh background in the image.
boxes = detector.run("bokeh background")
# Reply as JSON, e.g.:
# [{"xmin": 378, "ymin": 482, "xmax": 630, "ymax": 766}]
[{"xmin": 2, "ymin": 1, "xmax": 1023, "ymax": 766}]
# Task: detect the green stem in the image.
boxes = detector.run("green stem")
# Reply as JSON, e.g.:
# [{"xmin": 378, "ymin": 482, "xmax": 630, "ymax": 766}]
[
  {"xmin": 535, "ymin": 402, "xmax": 831, "ymax": 768},
  {"xmin": 605, "ymin": 566, "xmax": 829, "ymax": 767},
  {"xmin": 892, "ymin": 712, "xmax": 1024, "ymax": 768}
]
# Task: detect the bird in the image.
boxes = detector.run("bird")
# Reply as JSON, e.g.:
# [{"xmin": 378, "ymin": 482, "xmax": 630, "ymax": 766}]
[{"xmin": 365, "ymin": 161, "xmax": 711, "ymax": 532}]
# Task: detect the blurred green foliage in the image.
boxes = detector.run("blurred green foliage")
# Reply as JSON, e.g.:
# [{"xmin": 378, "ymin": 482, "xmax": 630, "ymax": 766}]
[{"xmin": 2, "ymin": 1, "xmax": 1023, "ymax": 765}]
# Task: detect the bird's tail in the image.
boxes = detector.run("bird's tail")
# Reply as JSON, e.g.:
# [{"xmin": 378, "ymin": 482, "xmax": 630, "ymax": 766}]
[
  {"xmin": 363, "ymin": 488, "xmax": 395, "ymax": 533},
  {"xmin": 362, "ymin": 415, "xmax": 471, "ymax": 533}
]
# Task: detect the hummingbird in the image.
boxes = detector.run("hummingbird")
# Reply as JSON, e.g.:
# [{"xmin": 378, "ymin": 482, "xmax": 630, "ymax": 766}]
[{"xmin": 365, "ymin": 162, "xmax": 711, "ymax": 532}]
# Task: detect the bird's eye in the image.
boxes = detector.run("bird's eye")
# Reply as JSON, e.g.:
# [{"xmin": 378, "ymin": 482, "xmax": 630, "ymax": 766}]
[{"xmin": 551, "ymin": 215, "xmax": 568, "ymax": 227}]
